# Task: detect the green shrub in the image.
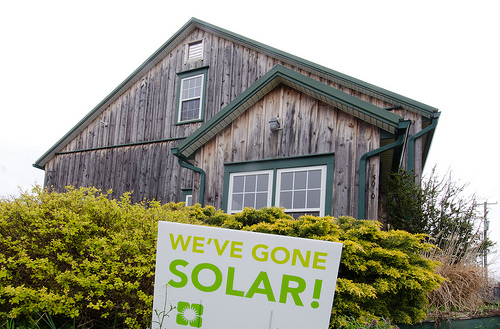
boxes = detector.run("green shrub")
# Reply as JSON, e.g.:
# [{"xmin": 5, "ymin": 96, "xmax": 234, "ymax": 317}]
[
  {"xmin": 218, "ymin": 213, "xmax": 443, "ymax": 327},
  {"xmin": 0, "ymin": 186, "xmax": 204, "ymax": 328},
  {"xmin": 0, "ymin": 187, "xmax": 443, "ymax": 328}
]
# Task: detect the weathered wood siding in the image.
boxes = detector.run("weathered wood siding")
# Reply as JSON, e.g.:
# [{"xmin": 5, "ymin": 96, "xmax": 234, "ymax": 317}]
[
  {"xmin": 45, "ymin": 141, "xmax": 193, "ymax": 202},
  {"xmin": 44, "ymin": 27, "xmax": 423, "ymax": 211},
  {"xmin": 194, "ymin": 85, "xmax": 381, "ymax": 219}
]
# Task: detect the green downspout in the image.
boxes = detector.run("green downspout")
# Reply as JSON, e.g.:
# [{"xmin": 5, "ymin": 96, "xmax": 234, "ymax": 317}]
[
  {"xmin": 358, "ymin": 121, "xmax": 410, "ymax": 219},
  {"xmin": 171, "ymin": 148, "xmax": 205, "ymax": 206},
  {"xmin": 407, "ymin": 112, "xmax": 440, "ymax": 173}
]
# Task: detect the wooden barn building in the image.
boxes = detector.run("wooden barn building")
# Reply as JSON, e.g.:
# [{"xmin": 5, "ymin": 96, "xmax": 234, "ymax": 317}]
[{"xmin": 34, "ymin": 18, "xmax": 440, "ymax": 220}]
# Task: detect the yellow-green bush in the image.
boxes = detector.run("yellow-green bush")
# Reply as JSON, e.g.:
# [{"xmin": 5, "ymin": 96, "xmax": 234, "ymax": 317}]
[
  {"xmin": 0, "ymin": 186, "xmax": 204, "ymax": 328},
  {"xmin": 0, "ymin": 187, "xmax": 442, "ymax": 328},
  {"xmin": 220, "ymin": 214, "xmax": 443, "ymax": 326}
]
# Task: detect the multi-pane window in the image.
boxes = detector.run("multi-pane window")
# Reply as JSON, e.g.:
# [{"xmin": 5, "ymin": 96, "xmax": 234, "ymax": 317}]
[
  {"xmin": 276, "ymin": 166, "xmax": 326, "ymax": 218},
  {"xmin": 226, "ymin": 165, "xmax": 327, "ymax": 218},
  {"xmin": 178, "ymin": 41, "xmax": 206, "ymax": 124},
  {"xmin": 179, "ymin": 74, "xmax": 204, "ymax": 122},
  {"xmin": 227, "ymin": 171, "xmax": 273, "ymax": 213}
]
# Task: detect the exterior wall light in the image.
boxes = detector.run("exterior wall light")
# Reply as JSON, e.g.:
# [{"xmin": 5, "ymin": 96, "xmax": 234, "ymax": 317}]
[{"xmin": 269, "ymin": 117, "xmax": 282, "ymax": 131}]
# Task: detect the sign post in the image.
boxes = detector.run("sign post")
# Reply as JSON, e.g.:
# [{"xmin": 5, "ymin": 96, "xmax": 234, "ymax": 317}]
[{"xmin": 152, "ymin": 221, "xmax": 342, "ymax": 329}]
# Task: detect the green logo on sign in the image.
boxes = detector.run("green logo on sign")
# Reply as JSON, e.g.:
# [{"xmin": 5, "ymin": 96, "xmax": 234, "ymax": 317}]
[{"xmin": 176, "ymin": 302, "xmax": 204, "ymax": 328}]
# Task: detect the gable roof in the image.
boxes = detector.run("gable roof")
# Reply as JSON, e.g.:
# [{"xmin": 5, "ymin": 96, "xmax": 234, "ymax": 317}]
[
  {"xmin": 34, "ymin": 17, "xmax": 437, "ymax": 169},
  {"xmin": 173, "ymin": 64, "xmax": 403, "ymax": 159}
]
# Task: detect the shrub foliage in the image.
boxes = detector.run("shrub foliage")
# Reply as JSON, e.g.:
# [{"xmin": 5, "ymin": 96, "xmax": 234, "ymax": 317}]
[
  {"xmin": 0, "ymin": 187, "xmax": 442, "ymax": 328},
  {"xmin": 382, "ymin": 168, "xmax": 488, "ymax": 260}
]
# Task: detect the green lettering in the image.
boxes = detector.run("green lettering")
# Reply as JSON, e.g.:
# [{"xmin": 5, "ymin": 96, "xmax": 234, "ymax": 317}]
[
  {"xmin": 167, "ymin": 259, "xmax": 189, "ymax": 288},
  {"xmin": 214, "ymin": 239, "xmax": 230, "ymax": 256},
  {"xmin": 252, "ymin": 244, "xmax": 268, "ymax": 262},
  {"xmin": 230, "ymin": 241, "xmax": 243, "ymax": 258},
  {"xmin": 191, "ymin": 263, "xmax": 223, "ymax": 292},
  {"xmin": 169, "ymin": 234, "xmax": 191, "ymax": 251},
  {"xmin": 192, "ymin": 236, "xmax": 204, "ymax": 253},
  {"xmin": 245, "ymin": 271, "xmax": 276, "ymax": 302},
  {"xmin": 279, "ymin": 275, "xmax": 306, "ymax": 306},
  {"xmin": 226, "ymin": 267, "xmax": 244, "ymax": 297},
  {"xmin": 292, "ymin": 249, "xmax": 311, "ymax": 267},
  {"xmin": 271, "ymin": 246, "xmax": 290, "ymax": 264},
  {"xmin": 312, "ymin": 252, "xmax": 328, "ymax": 270}
]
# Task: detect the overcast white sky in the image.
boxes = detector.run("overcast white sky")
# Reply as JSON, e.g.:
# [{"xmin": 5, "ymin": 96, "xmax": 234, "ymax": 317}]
[{"xmin": 1, "ymin": 0, "xmax": 499, "ymax": 271}]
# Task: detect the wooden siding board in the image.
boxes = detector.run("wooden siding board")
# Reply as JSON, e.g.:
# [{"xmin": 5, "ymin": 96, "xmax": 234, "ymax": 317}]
[
  {"xmin": 333, "ymin": 110, "xmax": 353, "ymax": 217},
  {"xmin": 262, "ymin": 87, "xmax": 280, "ymax": 159},
  {"xmin": 142, "ymin": 74, "xmax": 153, "ymax": 141},
  {"xmin": 231, "ymin": 43, "xmax": 242, "ymax": 100},
  {"xmin": 208, "ymin": 34, "xmax": 221, "ymax": 121},
  {"xmin": 194, "ymin": 86, "xmax": 380, "ymax": 214},
  {"xmin": 118, "ymin": 94, "xmax": 128, "ymax": 145},
  {"xmin": 41, "ymin": 27, "xmax": 414, "ymax": 219}
]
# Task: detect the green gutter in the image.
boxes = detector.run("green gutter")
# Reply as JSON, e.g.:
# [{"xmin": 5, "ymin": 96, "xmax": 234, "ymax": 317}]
[
  {"xmin": 358, "ymin": 121, "xmax": 410, "ymax": 219},
  {"xmin": 171, "ymin": 148, "xmax": 205, "ymax": 206},
  {"xmin": 407, "ymin": 112, "xmax": 440, "ymax": 173}
]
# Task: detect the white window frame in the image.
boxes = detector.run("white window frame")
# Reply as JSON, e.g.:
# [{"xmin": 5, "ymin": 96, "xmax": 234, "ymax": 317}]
[
  {"xmin": 227, "ymin": 170, "xmax": 273, "ymax": 214},
  {"xmin": 185, "ymin": 194, "xmax": 193, "ymax": 207},
  {"xmin": 178, "ymin": 73, "xmax": 204, "ymax": 123},
  {"xmin": 275, "ymin": 165, "xmax": 327, "ymax": 217}
]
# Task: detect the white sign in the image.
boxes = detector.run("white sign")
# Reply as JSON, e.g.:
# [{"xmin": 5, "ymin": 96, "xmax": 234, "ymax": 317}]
[{"xmin": 152, "ymin": 221, "xmax": 342, "ymax": 329}]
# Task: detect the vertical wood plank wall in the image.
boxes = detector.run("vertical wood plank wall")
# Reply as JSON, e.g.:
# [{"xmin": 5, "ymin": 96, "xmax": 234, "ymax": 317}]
[
  {"xmin": 44, "ymin": 28, "xmax": 423, "ymax": 216},
  {"xmin": 195, "ymin": 85, "xmax": 380, "ymax": 219}
]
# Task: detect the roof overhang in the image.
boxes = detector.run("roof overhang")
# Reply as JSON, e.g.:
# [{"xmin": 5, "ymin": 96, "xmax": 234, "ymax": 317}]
[
  {"xmin": 174, "ymin": 64, "xmax": 403, "ymax": 159},
  {"xmin": 34, "ymin": 17, "xmax": 437, "ymax": 169}
]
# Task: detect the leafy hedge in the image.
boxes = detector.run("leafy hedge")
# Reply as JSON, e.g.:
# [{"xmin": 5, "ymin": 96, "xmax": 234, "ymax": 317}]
[{"xmin": 0, "ymin": 187, "xmax": 443, "ymax": 328}]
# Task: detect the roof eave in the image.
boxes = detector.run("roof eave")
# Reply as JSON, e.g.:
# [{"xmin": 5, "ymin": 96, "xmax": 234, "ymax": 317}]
[
  {"xmin": 33, "ymin": 18, "xmax": 201, "ymax": 169},
  {"xmin": 191, "ymin": 18, "xmax": 439, "ymax": 117},
  {"xmin": 177, "ymin": 65, "xmax": 403, "ymax": 158},
  {"xmin": 34, "ymin": 17, "xmax": 436, "ymax": 169}
]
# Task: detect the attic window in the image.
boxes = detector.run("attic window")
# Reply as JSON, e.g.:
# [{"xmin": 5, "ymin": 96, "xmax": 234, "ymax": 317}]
[{"xmin": 187, "ymin": 40, "xmax": 203, "ymax": 61}]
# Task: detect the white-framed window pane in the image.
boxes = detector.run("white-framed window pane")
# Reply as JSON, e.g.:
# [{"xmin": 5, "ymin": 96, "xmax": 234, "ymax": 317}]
[
  {"xmin": 308, "ymin": 170, "xmax": 322, "ymax": 188},
  {"xmin": 245, "ymin": 175, "xmax": 256, "ymax": 192},
  {"xmin": 232, "ymin": 194, "xmax": 243, "ymax": 211},
  {"xmin": 228, "ymin": 170, "xmax": 273, "ymax": 214},
  {"xmin": 293, "ymin": 190, "xmax": 307, "ymax": 209},
  {"xmin": 244, "ymin": 193, "xmax": 255, "ymax": 208},
  {"xmin": 276, "ymin": 166, "xmax": 327, "ymax": 217},
  {"xmin": 294, "ymin": 171, "xmax": 307, "ymax": 189},
  {"xmin": 307, "ymin": 190, "xmax": 321, "ymax": 208},
  {"xmin": 178, "ymin": 73, "xmax": 204, "ymax": 122},
  {"xmin": 233, "ymin": 176, "xmax": 244, "ymax": 193},
  {"xmin": 255, "ymin": 192, "xmax": 268, "ymax": 209},
  {"xmin": 256, "ymin": 174, "xmax": 268, "ymax": 192},
  {"xmin": 181, "ymin": 99, "xmax": 201, "ymax": 121},
  {"xmin": 281, "ymin": 172, "xmax": 293, "ymax": 190},
  {"xmin": 280, "ymin": 191, "xmax": 293, "ymax": 208}
]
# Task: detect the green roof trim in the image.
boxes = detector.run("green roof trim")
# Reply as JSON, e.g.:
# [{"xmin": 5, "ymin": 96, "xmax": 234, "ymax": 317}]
[
  {"xmin": 33, "ymin": 19, "xmax": 200, "ymax": 169},
  {"xmin": 191, "ymin": 18, "xmax": 439, "ymax": 117},
  {"xmin": 175, "ymin": 64, "xmax": 403, "ymax": 158},
  {"xmin": 34, "ymin": 17, "xmax": 437, "ymax": 169}
]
